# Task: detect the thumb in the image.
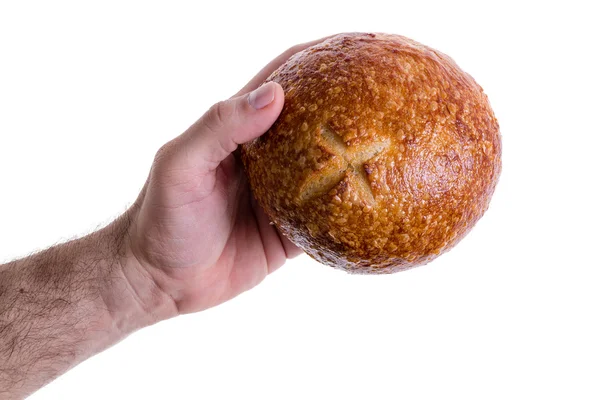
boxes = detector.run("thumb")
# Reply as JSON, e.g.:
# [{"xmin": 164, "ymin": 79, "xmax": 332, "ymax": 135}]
[{"xmin": 179, "ymin": 81, "xmax": 285, "ymax": 173}]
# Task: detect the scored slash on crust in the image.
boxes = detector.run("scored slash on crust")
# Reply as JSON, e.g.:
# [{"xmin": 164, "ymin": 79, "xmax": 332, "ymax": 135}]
[{"xmin": 298, "ymin": 124, "xmax": 389, "ymax": 205}]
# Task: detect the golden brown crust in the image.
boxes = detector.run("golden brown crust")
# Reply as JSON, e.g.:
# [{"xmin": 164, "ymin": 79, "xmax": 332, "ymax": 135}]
[{"xmin": 242, "ymin": 32, "xmax": 501, "ymax": 274}]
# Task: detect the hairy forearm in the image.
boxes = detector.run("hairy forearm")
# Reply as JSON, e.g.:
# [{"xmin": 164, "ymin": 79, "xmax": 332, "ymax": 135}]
[{"xmin": 0, "ymin": 214, "xmax": 176, "ymax": 398}]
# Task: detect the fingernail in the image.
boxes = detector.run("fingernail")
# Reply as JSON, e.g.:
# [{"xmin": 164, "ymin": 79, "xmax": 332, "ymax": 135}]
[{"xmin": 248, "ymin": 82, "xmax": 275, "ymax": 110}]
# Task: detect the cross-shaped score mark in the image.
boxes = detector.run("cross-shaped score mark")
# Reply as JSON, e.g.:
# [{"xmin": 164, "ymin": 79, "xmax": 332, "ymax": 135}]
[{"xmin": 298, "ymin": 125, "xmax": 389, "ymax": 205}]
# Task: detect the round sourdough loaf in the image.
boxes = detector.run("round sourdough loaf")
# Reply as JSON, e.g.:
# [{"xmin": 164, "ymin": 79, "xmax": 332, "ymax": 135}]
[{"xmin": 242, "ymin": 33, "xmax": 501, "ymax": 274}]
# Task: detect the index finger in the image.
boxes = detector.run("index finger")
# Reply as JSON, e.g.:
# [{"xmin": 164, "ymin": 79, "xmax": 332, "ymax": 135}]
[{"xmin": 232, "ymin": 35, "xmax": 336, "ymax": 98}]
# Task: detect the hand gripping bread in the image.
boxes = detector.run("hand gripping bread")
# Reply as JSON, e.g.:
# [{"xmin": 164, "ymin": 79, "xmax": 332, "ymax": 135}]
[{"xmin": 242, "ymin": 33, "xmax": 501, "ymax": 274}]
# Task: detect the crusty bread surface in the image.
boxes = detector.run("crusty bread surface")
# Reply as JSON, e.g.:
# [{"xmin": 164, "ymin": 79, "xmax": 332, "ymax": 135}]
[{"xmin": 242, "ymin": 32, "xmax": 501, "ymax": 274}]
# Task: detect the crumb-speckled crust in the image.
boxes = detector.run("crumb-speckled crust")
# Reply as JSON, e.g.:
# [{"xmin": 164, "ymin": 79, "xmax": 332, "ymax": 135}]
[{"xmin": 242, "ymin": 33, "xmax": 501, "ymax": 274}]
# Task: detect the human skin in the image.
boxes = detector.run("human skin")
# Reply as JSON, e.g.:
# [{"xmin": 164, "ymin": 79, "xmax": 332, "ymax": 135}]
[{"xmin": 0, "ymin": 36, "xmax": 330, "ymax": 399}]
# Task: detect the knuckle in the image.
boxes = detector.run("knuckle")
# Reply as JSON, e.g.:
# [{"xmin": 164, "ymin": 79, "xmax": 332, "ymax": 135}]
[
  {"xmin": 154, "ymin": 141, "xmax": 177, "ymax": 165},
  {"xmin": 204, "ymin": 100, "xmax": 235, "ymax": 133}
]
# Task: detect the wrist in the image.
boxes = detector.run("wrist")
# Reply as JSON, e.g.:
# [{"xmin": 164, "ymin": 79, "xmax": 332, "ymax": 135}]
[{"xmin": 98, "ymin": 212, "xmax": 178, "ymax": 338}]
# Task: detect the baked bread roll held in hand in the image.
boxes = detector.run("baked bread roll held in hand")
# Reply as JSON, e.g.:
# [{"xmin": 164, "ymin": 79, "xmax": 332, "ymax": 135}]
[{"xmin": 242, "ymin": 33, "xmax": 501, "ymax": 274}]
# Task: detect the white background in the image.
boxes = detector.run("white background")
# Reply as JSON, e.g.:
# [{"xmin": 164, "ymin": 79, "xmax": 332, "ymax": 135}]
[{"xmin": 1, "ymin": 1, "xmax": 599, "ymax": 399}]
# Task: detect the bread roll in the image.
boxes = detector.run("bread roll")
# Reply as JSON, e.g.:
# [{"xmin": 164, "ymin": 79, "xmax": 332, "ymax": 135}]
[{"xmin": 242, "ymin": 33, "xmax": 501, "ymax": 274}]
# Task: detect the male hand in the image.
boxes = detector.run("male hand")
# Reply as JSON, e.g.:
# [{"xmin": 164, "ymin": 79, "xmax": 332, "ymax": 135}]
[{"xmin": 121, "ymin": 38, "xmax": 330, "ymax": 317}]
